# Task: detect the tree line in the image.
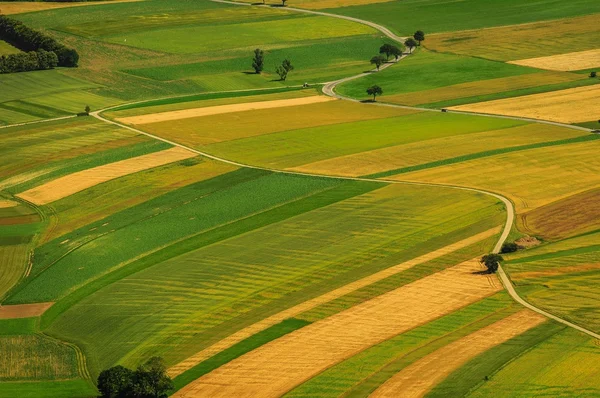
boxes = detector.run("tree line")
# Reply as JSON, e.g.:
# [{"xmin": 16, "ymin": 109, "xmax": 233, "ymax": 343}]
[
  {"xmin": 97, "ymin": 357, "xmax": 173, "ymax": 398},
  {"xmin": 0, "ymin": 14, "xmax": 79, "ymax": 73}
]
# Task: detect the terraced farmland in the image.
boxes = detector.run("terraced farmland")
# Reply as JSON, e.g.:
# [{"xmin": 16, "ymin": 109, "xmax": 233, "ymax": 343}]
[{"xmin": 3, "ymin": 0, "xmax": 600, "ymax": 396}]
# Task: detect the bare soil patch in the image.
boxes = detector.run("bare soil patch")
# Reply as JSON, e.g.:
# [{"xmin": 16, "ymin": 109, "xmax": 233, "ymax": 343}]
[{"xmin": 0, "ymin": 302, "xmax": 54, "ymax": 319}]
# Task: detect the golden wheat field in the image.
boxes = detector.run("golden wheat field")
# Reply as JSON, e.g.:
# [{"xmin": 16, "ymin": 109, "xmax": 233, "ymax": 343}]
[{"xmin": 509, "ymin": 49, "xmax": 600, "ymax": 72}]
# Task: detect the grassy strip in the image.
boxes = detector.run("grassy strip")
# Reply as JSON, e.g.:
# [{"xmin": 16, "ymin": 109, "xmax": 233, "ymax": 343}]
[
  {"xmin": 0, "ymin": 379, "xmax": 96, "ymax": 398},
  {"xmin": 425, "ymin": 322, "xmax": 565, "ymax": 398},
  {"xmin": 107, "ymin": 87, "xmax": 308, "ymax": 113},
  {"xmin": 172, "ymin": 318, "xmax": 310, "ymax": 393},
  {"xmin": 365, "ymin": 134, "xmax": 599, "ymax": 179},
  {"xmin": 507, "ymin": 244, "xmax": 600, "ymax": 264},
  {"xmin": 419, "ymin": 78, "xmax": 599, "ymax": 109},
  {"xmin": 0, "ymin": 318, "xmax": 38, "ymax": 336},
  {"xmin": 40, "ymin": 180, "xmax": 382, "ymax": 329}
]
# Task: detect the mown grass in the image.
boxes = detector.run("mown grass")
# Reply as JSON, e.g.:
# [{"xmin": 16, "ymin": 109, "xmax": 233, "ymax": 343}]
[
  {"xmin": 0, "ymin": 379, "xmax": 96, "ymax": 398},
  {"xmin": 286, "ymin": 293, "xmax": 518, "ymax": 397},
  {"xmin": 46, "ymin": 183, "xmax": 501, "ymax": 377},
  {"xmin": 0, "ymin": 318, "xmax": 38, "ymax": 336}
]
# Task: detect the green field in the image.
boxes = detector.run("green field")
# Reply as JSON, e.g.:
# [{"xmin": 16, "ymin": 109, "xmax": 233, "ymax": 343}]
[{"xmin": 0, "ymin": 40, "xmax": 21, "ymax": 55}]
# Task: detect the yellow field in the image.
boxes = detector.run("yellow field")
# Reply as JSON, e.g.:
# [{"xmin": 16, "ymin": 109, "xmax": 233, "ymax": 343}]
[
  {"xmin": 0, "ymin": 200, "xmax": 17, "ymax": 209},
  {"xmin": 136, "ymin": 101, "xmax": 417, "ymax": 147},
  {"xmin": 426, "ymin": 14, "xmax": 600, "ymax": 61},
  {"xmin": 384, "ymin": 72, "xmax": 585, "ymax": 106},
  {"xmin": 168, "ymin": 227, "xmax": 500, "ymax": 377},
  {"xmin": 394, "ymin": 139, "xmax": 600, "ymax": 214},
  {"xmin": 173, "ymin": 259, "xmax": 501, "ymax": 398},
  {"xmin": 291, "ymin": 124, "xmax": 582, "ymax": 177},
  {"xmin": 0, "ymin": 0, "xmax": 141, "ymax": 14},
  {"xmin": 509, "ymin": 49, "xmax": 600, "ymax": 72},
  {"xmin": 17, "ymin": 147, "xmax": 197, "ymax": 205},
  {"xmin": 371, "ymin": 310, "xmax": 546, "ymax": 398},
  {"xmin": 0, "ymin": 302, "xmax": 54, "ymax": 319},
  {"xmin": 233, "ymin": 0, "xmax": 393, "ymax": 9},
  {"xmin": 519, "ymin": 188, "xmax": 600, "ymax": 240},
  {"xmin": 449, "ymin": 85, "xmax": 600, "ymax": 124},
  {"xmin": 117, "ymin": 96, "xmax": 335, "ymax": 125},
  {"xmin": 0, "ymin": 244, "xmax": 29, "ymax": 299}
]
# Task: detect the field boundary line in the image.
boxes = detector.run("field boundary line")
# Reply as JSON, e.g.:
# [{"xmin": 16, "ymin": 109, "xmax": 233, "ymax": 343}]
[{"xmin": 0, "ymin": 115, "xmax": 77, "ymax": 130}]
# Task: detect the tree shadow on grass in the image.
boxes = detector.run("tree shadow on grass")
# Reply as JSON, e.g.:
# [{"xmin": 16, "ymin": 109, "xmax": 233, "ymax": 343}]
[{"xmin": 471, "ymin": 270, "xmax": 493, "ymax": 275}]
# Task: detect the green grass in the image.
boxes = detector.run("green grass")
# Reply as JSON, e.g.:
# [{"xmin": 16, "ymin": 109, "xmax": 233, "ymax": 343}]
[
  {"xmin": 324, "ymin": 0, "xmax": 600, "ymax": 35},
  {"xmin": 203, "ymin": 111, "xmax": 526, "ymax": 168},
  {"xmin": 0, "ymin": 379, "xmax": 96, "ymax": 398},
  {"xmin": 46, "ymin": 183, "xmax": 501, "ymax": 378},
  {"xmin": 172, "ymin": 318, "xmax": 311, "ymax": 391},
  {"xmin": 336, "ymin": 49, "xmax": 537, "ymax": 100},
  {"xmin": 286, "ymin": 293, "xmax": 517, "ymax": 397},
  {"xmin": 0, "ymin": 318, "xmax": 38, "ymax": 336},
  {"xmin": 0, "ymin": 40, "xmax": 21, "ymax": 56}
]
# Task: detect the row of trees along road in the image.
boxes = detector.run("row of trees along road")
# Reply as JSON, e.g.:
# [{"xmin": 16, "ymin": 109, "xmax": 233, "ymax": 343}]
[{"xmin": 251, "ymin": 48, "xmax": 295, "ymax": 81}]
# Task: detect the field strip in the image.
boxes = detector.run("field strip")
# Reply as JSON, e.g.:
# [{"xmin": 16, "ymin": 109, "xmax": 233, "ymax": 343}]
[
  {"xmin": 370, "ymin": 309, "xmax": 546, "ymax": 398},
  {"xmin": 16, "ymin": 147, "xmax": 196, "ymax": 205},
  {"xmin": 448, "ymin": 84, "xmax": 600, "ymax": 124},
  {"xmin": 0, "ymin": 115, "xmax": 76, "ymax": 130},
  {"xmin": 0, "ymin": 200, "xmax": 18, "ymax": 209},
  {"xmin": 116, "ymin": 96, "xmax": 335, "ymax": 125},
  {"xmin": 0, "ymin": 302, "xmax": 54, "ymax": 319},
  {"xmin": 0, "ymin": 0, "xmax": 142, "ymax": 15},
  {"xmin": 167, "ymin": 226, "xmax": 501, "ymax": 377},
  {"xmin": 172, "ymin": 259, "xmax": 501, "ymax": 398},
  {"xmin": 508, "ymin": 49, "xmax": 600, "ymax": 72}
]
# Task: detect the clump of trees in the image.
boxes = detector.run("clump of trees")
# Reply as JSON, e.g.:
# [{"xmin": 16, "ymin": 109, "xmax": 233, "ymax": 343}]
[
  {"xmin": 370, "ymin": 55, "xmax": 385, "ymax": 71},
  {"xmin": 366, "ymin": 85, "xmax": 382, "ymax": 101},
  {"xmin": 413, "ymin": 30, "xmax": 425, "ymax": 46},
  {"xmin": 500, "ymin": 242, "xmax": 519, "ymax": 254},
  {"xmin": 275, "ymin": 58, "xmax": 293, "ymax": 80},
  {"xmin": 97, "ymin": 357, "xmax": 173, "ymax": 398},
  {"xmin": 0, "ymin": 14, "xmax": 79, "ymax": 74},
  {"xmin": 404, "ymin": 38, "xmax": 417, "ymax": 53},
  {"xmin": 379, "ymin": 43, "xmax": 401, "ymax": 61},
  {"xmin": 481, "ymin": 253, "xmax": 504, "ymax": 274},
  {"xmin": 252, "ymin": 48, "xmax": 264, "ymax": 74}
]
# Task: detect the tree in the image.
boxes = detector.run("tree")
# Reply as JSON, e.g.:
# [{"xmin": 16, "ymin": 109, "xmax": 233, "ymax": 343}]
[
  {"xmin": 480, "ymin": 253, "xmax": 504, "ymax": 274},
  {"xmin": 252, "ymin": 48, "xmax": 264, "ymax": 74},
  {"xmin": 591, "ymin": 71, "xmax": 597, "ymax": 78},
  {"xmin": 404, "ymin": 38, "xmax": 417, "ymax": 54},
  {"xmin": 366, "ymin": 85, "xmax": 383, "ymax": 101},
  {"xmin": 500, "ymin": 242, "xmax": 519, "ymax": 254},
  {"xmin": 97, "ymin": 365, "xmax": 134, "ymax": 398},
  {"xmin": 390, "ymin": 45, "xmax": 402, "ymax": 60},
  {"xmin": 414, "ymin": 30, "xmax": 425, "ymax": 46},
  {"xmin": 379, "ymin": 44, "xmax": 393, "ymax": 61},
  {"xmin": 85, "ymin": 105, "xmax": 91, "ymax": 115},
  {"xmin": 281, "ymin": 0, "xmax": 287, "ymax": 5},
  {"xmin": 370, "ymin": 55, "xmax": 385, "ymax": 71},
  {"xmin": 275, "ymin": 59, "xmax": 294, "ymax": 81}
]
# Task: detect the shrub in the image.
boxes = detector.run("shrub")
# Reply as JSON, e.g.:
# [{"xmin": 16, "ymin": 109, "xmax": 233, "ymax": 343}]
[
  {"xmin": 481, "ymin": 253, "xmax": 504, "ymax": 273},
  {"xmin": 500, "ymin": 242, "xmax": 519, "ymax": 253}
]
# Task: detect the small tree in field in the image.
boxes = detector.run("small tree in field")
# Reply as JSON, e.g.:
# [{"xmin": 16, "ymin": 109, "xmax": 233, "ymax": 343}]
[
  {"xmin": 500, "ymin": 242, "xmax": 519, "ymax": 254},
  {"xmin": 366, "ymin": 85, "xmax": 383, "ymax": 101},
  {"xmin": 481, "ymin": 253, "xmax": 504, "ymax": 274},
  {"xmin": 404, "ymin": 38, "xmax": 417, "ymax": 53},
  {"xmin": 591, "ymin": 71, "xmax": 597, "ymax": 78},
  {"xmin": 281, "ymin": 0, "xmax": 287, "ymax": 5},
  {"xmin": 252, "ymin": 48, "xmax": 264, "ymax": 74},
  {"xmin": 85, "ymin": 105, "xmax": 91, "ymax": 115},
  {"xmin": 414, "ymin": 30, "xmax": 425, "ymax": 45},
  {"xmin": 370, "ymin": 55, "xmax": 385, "ymax": 71},
  {"xmin": 276, "ymin": 59, "xmax": 294, "ymax": 81}
]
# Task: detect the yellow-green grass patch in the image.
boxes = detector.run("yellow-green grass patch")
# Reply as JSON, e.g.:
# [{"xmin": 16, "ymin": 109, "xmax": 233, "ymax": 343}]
[
  {"xmin": 0, "ymin": 41, "xmax": 21, "ymax": 56},
  {"xmin": 519, "ymin": 188, "xmax": 600, "ymax": 240},
  {"xmin": 509, "ymin": 49, "xmax": 600, "ymax": 72},
  {"xmin": 426, "ymin": 14, "xmax": 600, "ymax": 61},
  {"xmin": 292, "ymin": 123, "xmax": 582, "ymax": 177},
  {"xmin": 137, "ymin": 100, "xmax": 417, "ymax": 147},
  {"xmin": 394, "ymin": 138, "xmax": 600, "ymax": 214},
  {"xmin": 383, "ymin": 71, "xmax": 586, "ymax": 107},
  {"xmin": 234, "ymin": 0, "xmax": 395, "ymax": 9},
  {"xmin": 0, "ymin": 244, "xmax": 30, "ymax": 300},
  {"xmin": 0, "ymin": 0, "xmax": 142, "ymax": 15}
]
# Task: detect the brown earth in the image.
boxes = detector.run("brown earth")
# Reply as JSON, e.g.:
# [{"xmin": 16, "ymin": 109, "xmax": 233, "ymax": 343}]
[{"xmin": 0, "ymin": 302, "xmax": 54, "ymax": 319}]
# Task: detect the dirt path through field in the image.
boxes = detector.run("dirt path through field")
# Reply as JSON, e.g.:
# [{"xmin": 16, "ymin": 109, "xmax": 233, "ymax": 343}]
[
  {"xmin": 168, "ymin": 226, "xmax": 501, "ymax": 377},
  {"xmin": 370, "ymin": 309, "xmax": 546, "ymax": 398},
  {"xmin": 172, "ymin": 259, "xmax": 501, "ymax": 398},
  {"xmin": 0, "ymin": 302, "xmax": 54, "ymax": 319},
  {"xmin": 117, "ymin": 96, "xmax": 335, "ymax": 125},
  {"xmin": 17, "ymin": 147, "xmax": 196, "ymax": 205}
]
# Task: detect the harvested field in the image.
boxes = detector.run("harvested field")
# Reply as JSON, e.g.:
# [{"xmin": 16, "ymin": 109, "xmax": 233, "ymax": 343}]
[
  {"xmin": 0, "ymin": 0, "xmax": 142, "ymax": 15},
  {"xmin": 449, "ymin": 84, "xmax": 600, "ymax": 124},
  {"xmin": 173, "ymin": 259, "xmax": 501, "ymax": 398},
  {"xmin": 0, "ymin": 201, "xmax": 18, "ymax": 209},
  {"xmin": 509, "ymin": 49, "xmax": 600, "ymax": 72},
  {"xmin": 291, "ymin": 124, "xmax": 581, "ymax": 177},
  {"xmin": 426, "ymin": 14, "xmax": 600, "ymax": 61},
  {"xmin": 117, "ymin": 96, "xmax": 335, "ymax": 125},
  {"xmin": 520, "ymin": 188, "xmax": 600, "ymax": 240},
  {"xmin": 0, "ymin": 302, "xmax": 53, "ymax": 319},
  {"xmin": 396, "ymin": 139, "xmax": 600, "ymax": 213},
  {"xmin": 236, "ymin": 0, "xmax": 394, "ymax": 9},
  {"xmin": 384, "ymin": 72, "xmax": 585, "ymax": 106},
  {"xmin": 168, "ymin": 227, "xmax": 500, "ymax": 377},
  {"xmin": 371, "ymin": 310, "xmax": 546, "ymax": 398},
  {"xmin": 0, "ymin": 244, "xmax": 30, "ymax": 300},
  {"xmin": 17, "ymin": 147, "xmax": 197, "ymax": 205}
]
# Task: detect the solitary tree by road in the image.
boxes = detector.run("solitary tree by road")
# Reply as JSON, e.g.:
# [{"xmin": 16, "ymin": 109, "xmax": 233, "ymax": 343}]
[
  {"xmin": 252, "ymin": 48, "xmax": 264, "ymax": 74},
  {"xmin": 366, "ymin": 85, "xmax": 383, "ymax": 101},
  {"xmin": 481, "ymin": 253, "xmax": 504, "ymax": 274},
  {"xmin": 276, "ymin": 59, "xmax": 294, "ymax": 81},
  {"xmin": 370, "ymin": 55, "xmax": 385, "ymax": 71},
  {"xmin": 414, "ymin": 30, "xmax": 425, "ymax": 45},
  {"xmin": 404, "ymin": 38, "xmax": 417, "ymax": 53},
  {"xmin": 84, "ymin": 105, "xmax": 91, "ymax": 115}
]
